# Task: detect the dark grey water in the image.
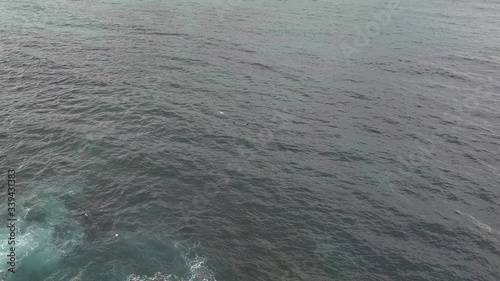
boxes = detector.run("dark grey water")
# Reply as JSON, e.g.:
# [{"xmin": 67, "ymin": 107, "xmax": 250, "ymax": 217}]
[{"xmin": 0, "ymin": 0, "xmax": 499, "ymax": 280}]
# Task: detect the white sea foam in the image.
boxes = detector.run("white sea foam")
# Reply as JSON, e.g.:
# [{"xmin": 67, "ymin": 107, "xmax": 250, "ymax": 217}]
[
  {"xmin": 127, "ymin": 272, "xmax": 178, "ymax": 281},
  {"xmin": 126, "ymin": 250, "xmax": 217, "ymax": 281}
]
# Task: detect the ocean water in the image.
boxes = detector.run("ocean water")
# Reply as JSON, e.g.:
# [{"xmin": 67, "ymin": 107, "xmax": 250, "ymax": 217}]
[{"xmin": 0, "ymin": 0, "xmax": 499, "ymax": 280}]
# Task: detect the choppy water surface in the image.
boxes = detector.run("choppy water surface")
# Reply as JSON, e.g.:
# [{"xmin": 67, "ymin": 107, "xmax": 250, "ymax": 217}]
[{"xmin": 0, "ymin": 0, "xmax": 499, "ymax": 280}]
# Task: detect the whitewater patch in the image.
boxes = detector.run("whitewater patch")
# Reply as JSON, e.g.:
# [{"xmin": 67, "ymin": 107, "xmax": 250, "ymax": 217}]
[
  {"xmin": 0, "ymin": 182, "xmax": 85, "ymax": 280},
  {"xmin": 127, "ymin": 244, "xmax": 217, "ymax": 281}
]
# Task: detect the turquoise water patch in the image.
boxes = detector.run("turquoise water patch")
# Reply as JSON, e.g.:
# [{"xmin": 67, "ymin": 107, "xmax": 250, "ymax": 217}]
[
  {"xmin": 0, "ymin": 0, "xmax": 111, "ymax": 44},
  {"xmin": 0, "ymin": 182, "xmax": 84, "ymax": 280}
]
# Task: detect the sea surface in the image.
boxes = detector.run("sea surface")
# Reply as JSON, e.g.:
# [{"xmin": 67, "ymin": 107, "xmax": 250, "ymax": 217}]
[{"xmin": 0, "ymin": 0, "xmax": 499, "ymax": 280}]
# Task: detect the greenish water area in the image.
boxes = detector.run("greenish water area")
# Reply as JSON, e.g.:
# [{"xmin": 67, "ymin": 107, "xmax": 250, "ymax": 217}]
[{"xmin": 0, "ymin": 0, "xmax": 499, "ymax": 280}]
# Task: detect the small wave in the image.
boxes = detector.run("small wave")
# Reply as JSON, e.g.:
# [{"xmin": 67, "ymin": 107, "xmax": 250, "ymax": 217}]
[
  {"xmin": 126, "ymin": 252, "xmax": 217, "ymax": 281},
  {"xmin": 455, "ymin": 210, "xmax": 500, "ymax": 244},
  {"xmin": 127, "ymin": 272, "xmax": 179, "ymax": 281}
]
